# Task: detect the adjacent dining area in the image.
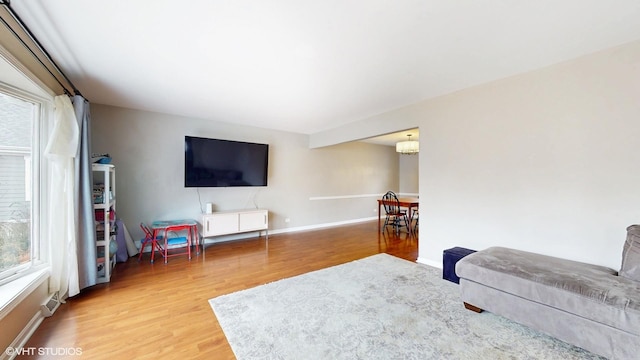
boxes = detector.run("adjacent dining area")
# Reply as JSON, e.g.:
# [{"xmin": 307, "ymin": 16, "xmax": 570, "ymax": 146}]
[{"xmin": 377, "ymin": 191, "xmax": 419, "ymax": 235}]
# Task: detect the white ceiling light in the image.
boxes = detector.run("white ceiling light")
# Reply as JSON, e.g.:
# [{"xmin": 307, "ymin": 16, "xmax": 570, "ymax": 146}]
[{"xmin": 396, "ymin": 134, "xmax": 419, "ymax": 155}]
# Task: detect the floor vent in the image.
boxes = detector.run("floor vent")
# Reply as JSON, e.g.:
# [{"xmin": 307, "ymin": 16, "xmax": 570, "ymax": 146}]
[{"xmin": 41, "ymin": 292, "xmax": 60, "ymax": 317}]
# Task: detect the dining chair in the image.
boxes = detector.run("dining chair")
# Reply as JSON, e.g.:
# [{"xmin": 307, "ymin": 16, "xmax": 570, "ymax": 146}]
[
  {"xmin": 381, "ymin": 191, "xmax": 410, "ymax": 235},
  {"xmin": 412, "ymin": 209, "xmax": 419, "ymax": 234},
  {"xmin": 161, "ymin": 224, "xmax": 193, "ymax": 263},
  {"xmin": 138, "ymin": 222, "xmax": 164, "ymax": 263}
]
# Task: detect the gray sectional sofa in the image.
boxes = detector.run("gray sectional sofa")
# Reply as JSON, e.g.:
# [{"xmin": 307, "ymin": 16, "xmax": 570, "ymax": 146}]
[{"xmin": 455, "ymin": 226, "xmax": 640, "ymax": 359}]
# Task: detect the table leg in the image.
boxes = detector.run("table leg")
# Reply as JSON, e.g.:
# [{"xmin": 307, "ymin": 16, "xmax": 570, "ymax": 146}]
[
  {"xmin": 151, "ymin": 229, "xmax": 159, "ymax": 263},
  {"xmin": 407, "ymin": 205, "xmax": 414, "ymax": 233},
  {"xmin": 378, "ymin": 202, "xmax": 382, "ymax": 232},
  {"xmin": 187, "ymin": 227, "xmax": 192, "ymax": 260},
  {"xmin": 192, "ymin": 225, "xmax": 200, "ymax": 255}
]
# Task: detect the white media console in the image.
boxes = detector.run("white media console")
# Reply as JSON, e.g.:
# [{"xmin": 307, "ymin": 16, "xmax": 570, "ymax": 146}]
[{"xmin": 202, "ymin": 209, "xmax": 269, "ymax": 239}]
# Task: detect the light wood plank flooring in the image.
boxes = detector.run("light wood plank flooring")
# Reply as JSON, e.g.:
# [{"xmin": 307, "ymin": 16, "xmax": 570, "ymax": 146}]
[{"xmin": 19, "ymin": 221, "xmax": 417, "ymax": 359}]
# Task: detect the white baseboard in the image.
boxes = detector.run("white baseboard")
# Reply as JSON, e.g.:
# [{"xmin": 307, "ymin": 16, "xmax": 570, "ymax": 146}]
[
  {"xmin": 269, "ymin": 216, "xmax": 378, "ymax": 235},
  {"xmin": 1, "ymin": 311, "xmax": 45, "ymax": 360},
  {"xmin": 417, "ymin": 256, "xmax": 442, "ymax": 269}
]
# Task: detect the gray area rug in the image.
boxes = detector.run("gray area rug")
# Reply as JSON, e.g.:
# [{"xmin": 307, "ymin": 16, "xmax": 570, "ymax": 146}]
[{"xmin": 209, "ymin": 254, "xmax": 603, "ymax": 359}]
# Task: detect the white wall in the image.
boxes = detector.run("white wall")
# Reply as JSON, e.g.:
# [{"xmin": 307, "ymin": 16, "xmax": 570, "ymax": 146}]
[
  {"xmin": 0, "ymin": 277, "xmax": 48, "ymax": 353},
  {"xmin": 91, "ymin": 105, "xmax": 399, "ymax": 242},
  {"xmin": 399, "ymin": 154, "xmax": 418, "ymax": 194},
  {"xmin": 311, "ymin": 39, "xmax": 640, "ymax": 269},
  {"xmin": 419, "ymin": 40, "xmax": 640, "ymax": 269}
]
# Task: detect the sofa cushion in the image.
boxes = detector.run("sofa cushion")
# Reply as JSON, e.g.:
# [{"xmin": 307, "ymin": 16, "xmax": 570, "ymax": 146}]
[
  {"xmin": 456, "ymin": 246, "xmax": 640, "ymax": 335},
  {"xmin": 620, "ymin": 225, "xmax": 640, "ymax": 282}
]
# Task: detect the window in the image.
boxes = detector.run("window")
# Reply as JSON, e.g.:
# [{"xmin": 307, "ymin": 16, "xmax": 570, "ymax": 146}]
[{"xmin": 0, "ymin": 89, "xmax": 44, "ymax": 283}]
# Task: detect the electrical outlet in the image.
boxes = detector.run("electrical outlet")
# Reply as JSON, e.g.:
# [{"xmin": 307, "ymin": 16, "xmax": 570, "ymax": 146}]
[{"xmin": 285, "ymin": 218, "xmax": 290, "ymax": 223}]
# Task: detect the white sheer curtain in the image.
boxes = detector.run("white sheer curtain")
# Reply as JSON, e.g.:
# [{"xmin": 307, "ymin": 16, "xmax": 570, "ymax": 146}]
[{"xmin": 45, "ymin": 95, "xmax": 80, "ymax": 298}]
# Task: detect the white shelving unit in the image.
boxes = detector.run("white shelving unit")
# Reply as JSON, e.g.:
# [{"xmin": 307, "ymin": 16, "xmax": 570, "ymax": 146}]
[{"xmin": 92, "ymin": 163, "xmax": 116, "ymax": 283}]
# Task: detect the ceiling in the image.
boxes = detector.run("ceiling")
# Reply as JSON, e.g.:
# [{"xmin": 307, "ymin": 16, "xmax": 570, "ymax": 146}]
[{"xmin": 10, "ymin": 1, "xmax": 640, "ymax": 137}]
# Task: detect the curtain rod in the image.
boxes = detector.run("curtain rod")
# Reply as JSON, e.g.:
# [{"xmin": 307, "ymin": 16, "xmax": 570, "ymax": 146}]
[{"xmin": 1, "ymin": 0, "xmax": 83, "ymax": 98}]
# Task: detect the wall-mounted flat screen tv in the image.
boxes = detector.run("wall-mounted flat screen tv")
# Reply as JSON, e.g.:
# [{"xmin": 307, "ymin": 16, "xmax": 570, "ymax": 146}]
[{"xmin": 184, "ymin": 136, "xmax": 269, "ymax": 187}]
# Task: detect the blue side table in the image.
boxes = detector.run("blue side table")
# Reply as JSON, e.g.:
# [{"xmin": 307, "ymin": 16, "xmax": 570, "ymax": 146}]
[{"xmin": 443, "ymin": 247, "xmax": 476, "ymax": 284}]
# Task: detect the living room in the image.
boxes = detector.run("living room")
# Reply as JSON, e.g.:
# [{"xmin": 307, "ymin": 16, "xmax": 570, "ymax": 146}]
[
  {"xmin": 89, "ymin": 37, "xmax": 640, "ymax": 272},
  {"xmin": 1, "ymin": 1, "xmax": 640, "ymax": 359}
]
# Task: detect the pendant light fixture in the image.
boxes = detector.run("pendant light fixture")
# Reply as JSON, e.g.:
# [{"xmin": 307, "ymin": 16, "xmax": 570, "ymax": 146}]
[{"xmin": 396, "ymin": 134, "xmax": 419, "ymax": 155}]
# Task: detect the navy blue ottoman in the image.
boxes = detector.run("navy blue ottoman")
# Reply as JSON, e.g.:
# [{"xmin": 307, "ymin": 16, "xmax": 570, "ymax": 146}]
[{"xmin": 443, "ymin": 247, "xmax": 476, "ymax": 284}]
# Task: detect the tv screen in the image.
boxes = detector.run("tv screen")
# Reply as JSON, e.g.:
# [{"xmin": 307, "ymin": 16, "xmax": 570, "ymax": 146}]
[{"xmin": 185, "ymin": 136, "xmax": 269, "ymax": 187}]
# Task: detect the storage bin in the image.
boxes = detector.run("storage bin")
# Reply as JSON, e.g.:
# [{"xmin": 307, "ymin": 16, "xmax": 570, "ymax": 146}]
[{"xmin": 443, "ymin": 247, "xmax": 476, "ymax": 284}]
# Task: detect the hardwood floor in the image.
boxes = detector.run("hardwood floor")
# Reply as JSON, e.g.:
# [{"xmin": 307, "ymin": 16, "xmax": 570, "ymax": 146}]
[{"xmin": 20, "ymin": 221, "xmax": 417, "ymax": 359}]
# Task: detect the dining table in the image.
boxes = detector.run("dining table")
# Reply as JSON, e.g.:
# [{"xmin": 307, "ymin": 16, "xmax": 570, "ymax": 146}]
[{"xmin": 377, "ymin": 197, "xmax": 419, "ymax": 232}]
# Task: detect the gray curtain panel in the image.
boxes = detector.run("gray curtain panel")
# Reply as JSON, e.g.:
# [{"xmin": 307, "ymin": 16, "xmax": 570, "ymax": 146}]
[{"xmin": 73, "ymin": 95, "xmax": 97, "ymax": 291}]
